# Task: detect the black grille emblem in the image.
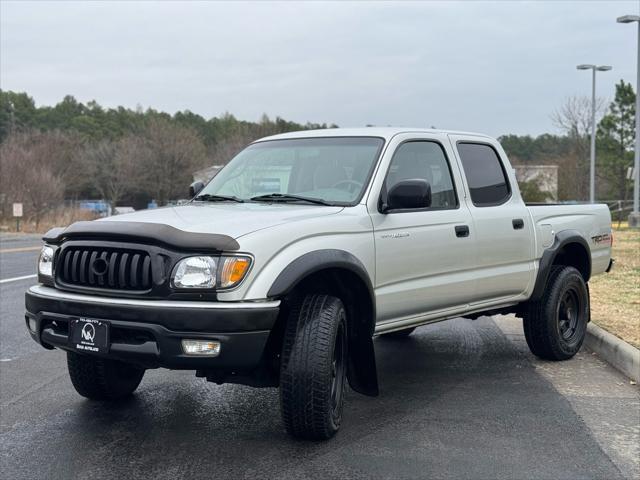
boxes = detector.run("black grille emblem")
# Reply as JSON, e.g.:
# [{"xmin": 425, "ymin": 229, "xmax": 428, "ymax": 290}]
[{"xmin": 91, "ymin": 257, "xmax": 109, "ymax": 276}]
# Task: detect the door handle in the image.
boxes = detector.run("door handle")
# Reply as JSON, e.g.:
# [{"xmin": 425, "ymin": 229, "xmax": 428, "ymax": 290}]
[
  {"xmin": 455, "ymin": 225, "xmax": 470, "ymax": 238},
  {"xmin": 512, "ymin": 218, "xmax": 524, "ymax": 230}
]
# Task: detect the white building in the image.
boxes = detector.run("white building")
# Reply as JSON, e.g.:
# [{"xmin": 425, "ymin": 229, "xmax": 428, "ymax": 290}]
[{"xmin": 514, "ymin": 165, "xmax": 559, "ymax": 201}]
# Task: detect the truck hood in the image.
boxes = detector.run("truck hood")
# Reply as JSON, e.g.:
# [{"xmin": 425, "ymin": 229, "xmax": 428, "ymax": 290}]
[{"xmin": 99, "ymin": 203, "xmax": 344, "ymax": 239}]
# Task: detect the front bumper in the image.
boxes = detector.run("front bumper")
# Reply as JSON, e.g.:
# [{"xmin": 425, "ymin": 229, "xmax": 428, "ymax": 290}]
[{"xmin": 25, "ymin": 285, "xmax": 280, "ymax": 370}]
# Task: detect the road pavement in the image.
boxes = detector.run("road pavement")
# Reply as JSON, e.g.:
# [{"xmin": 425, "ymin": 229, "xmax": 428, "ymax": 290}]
[
  {"xmin": 0, "ymin": 234, "xmax": 41, "ymax": 280},
  {"xmin": 1, "ymin": 236, "xmax": 638, "ymax": 479}
]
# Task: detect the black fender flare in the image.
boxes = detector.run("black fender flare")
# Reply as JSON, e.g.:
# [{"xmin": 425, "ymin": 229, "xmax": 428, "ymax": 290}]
[
  {"xmin": 267, "ymin": 249, "xmax": 375, "ymax": 325},
  {"xmin": 530, "ymin": 230, "xmax": 591, "ymax": 301},
  {"xmin": 268, "ymin": 249, "xmax": 379, "ymax": 396}
]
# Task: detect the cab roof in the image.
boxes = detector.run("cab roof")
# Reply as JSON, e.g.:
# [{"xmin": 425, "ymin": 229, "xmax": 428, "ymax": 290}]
[{"xmin": 256, "ymin": 127, "xmax": 494, "ymax": 143}]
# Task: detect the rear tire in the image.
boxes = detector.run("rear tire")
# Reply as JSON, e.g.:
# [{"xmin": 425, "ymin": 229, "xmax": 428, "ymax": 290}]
[
  {"xmin": 67, "ymin": 352, "xmax": 145, "ymax": 400},
  {"xmin": 280, "ymin": 294, "xmax": 348, "ymax": 440},
  {"xmin": 380, "ymin": 327, "xmax": 416, "ymax": 339},
  {"xmin": 523, "ymin": 266, "xmax": 589, "ymax": 361}
]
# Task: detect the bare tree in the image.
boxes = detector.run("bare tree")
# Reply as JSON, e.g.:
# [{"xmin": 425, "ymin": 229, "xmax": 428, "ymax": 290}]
[
  {"xmin": 0, "ymin": 130, "xmax": 65, "ymax": 227},
  {"xmin": 210, "ymin": 131, "xmax": 252, "ymax": 167},
  {"xmin": 139, "ymin": 118, "xmax": 208, "ymax": 204},
  {"xmin": 551, "ymin": 96, "xmax": 606, "ymax": 138},
  {"xmin": 83, "ymin": 136, "xmax": 143, "ymax": 208},
  {"xmin": 23, "ymin": 167, "xmax": 65, "ymax": 229},
  {"xmin": 551, "ymin": 96, "xmax": 606, "ymax": 201},
  {"xmin": 4, "ymin": 130, "xmax": 86, "ymax": 196}
]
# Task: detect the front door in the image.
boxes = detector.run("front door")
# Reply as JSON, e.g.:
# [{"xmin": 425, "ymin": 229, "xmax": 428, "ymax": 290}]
[{"xmin": 369, "ymin": 135, "xmax": 476, "ymax": 324}]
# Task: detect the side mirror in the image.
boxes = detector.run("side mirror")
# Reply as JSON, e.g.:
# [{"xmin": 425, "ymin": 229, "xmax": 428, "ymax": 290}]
[
  {"xmin": 189, "ymin": 181, "xmax": 205, "ymax": 198},
  {"xmin": 384, "ymin": 179, "xmax": 432, "ymax": 212}
]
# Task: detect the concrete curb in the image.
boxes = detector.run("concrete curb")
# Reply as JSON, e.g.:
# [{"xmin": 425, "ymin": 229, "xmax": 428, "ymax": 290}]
[{"xmin": 585, "ymin": 323, "xmax": 640, "ymax": 382}]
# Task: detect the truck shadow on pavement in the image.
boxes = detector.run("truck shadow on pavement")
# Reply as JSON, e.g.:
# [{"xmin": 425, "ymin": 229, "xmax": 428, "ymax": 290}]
[{"xmin": 2, "ymin": 317, "xmax": 626, "ymax": 480}]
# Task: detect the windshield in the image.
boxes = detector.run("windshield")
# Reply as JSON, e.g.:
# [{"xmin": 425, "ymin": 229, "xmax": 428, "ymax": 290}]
[{"xmin": 197, "ymin": 137, "xmax": 385, "ymax": 206}]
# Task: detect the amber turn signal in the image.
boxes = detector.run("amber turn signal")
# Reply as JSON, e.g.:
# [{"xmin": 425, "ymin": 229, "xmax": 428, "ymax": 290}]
[{"xmin": 219, "ymin": 256, "xmax": 252, "ymax": 288}]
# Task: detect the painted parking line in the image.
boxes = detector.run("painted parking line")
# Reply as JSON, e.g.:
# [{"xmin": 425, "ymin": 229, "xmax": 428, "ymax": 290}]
[
  {"xmin": 0, "ymin": 274, "xmax": 37, "ymax": 284},
  {"xmin": 0, "ymin": 246, "xmax": 42, "ymax": 254}
]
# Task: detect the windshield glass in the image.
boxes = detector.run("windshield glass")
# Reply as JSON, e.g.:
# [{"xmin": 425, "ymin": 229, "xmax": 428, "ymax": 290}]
[{"xmin": 197, "ymin": 137, "xmax": 385, "ymax": 205}]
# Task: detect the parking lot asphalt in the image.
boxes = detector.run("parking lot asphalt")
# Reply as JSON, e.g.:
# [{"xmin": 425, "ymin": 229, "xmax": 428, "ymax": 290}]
[{"xmin": 1, "ymin": 237, "xmax": 638, "ymax": 480}]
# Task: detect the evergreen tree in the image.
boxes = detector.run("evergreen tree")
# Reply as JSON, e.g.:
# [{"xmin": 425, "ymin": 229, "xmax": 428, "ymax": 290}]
[{"xmin": 597, "ymin": 80, "xmax": 636, "ymax": 201}]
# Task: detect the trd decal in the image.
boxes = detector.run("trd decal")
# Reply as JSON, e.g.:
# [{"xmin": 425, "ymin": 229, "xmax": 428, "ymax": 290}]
[{"xmin": 591, "ymin": 233, "xmax": 611, "ymax": 244}]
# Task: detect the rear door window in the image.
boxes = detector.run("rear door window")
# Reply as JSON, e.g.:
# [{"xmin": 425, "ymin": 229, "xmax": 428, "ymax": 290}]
[{"xmin": 457, "ymin": 143, "xmax": 511, "ymax": 206}]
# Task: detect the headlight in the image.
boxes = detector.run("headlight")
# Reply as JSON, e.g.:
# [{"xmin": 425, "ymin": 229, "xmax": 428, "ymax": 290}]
[
  {"xmin": 38, "ymin": 246, "xmax": 55, "ymax": 277},
  {"xmin": 171, "ymin": 255, "xmax": 252, "ymax": 290},
  {"xmin": 172, "ymin": 256, "xmax": 217, "ymax": 289}
]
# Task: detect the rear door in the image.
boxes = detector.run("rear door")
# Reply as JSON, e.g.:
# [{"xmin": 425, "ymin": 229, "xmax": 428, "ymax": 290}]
[
  {"xmin": 449, "ymin": 135, "xmax": 534, "ymax": 305},
  {"xmin": 368, "ymin": 134, "xmax": 476, "ymax": 324}
]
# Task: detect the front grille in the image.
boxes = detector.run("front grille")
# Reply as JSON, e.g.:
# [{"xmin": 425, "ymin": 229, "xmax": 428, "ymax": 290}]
[{"xmin": 57, "ymin": 246, "xmax": 152, "ymax": 291}]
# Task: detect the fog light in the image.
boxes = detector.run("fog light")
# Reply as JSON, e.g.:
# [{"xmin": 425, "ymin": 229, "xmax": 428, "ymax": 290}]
[
  {"xmin": 28, "ymin": 318, "xmax": 37, "ymax": 333},
  {"xmin": 181, "ymin": 339, "xmax": 221, "ymax": 356}
]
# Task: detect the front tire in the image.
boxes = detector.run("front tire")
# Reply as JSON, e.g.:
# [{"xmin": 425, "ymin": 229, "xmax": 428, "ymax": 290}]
[
  {"xmin": 280, "ymin": 294, "xmax": 348, "ymax": 440},
  {"xmin": 523, "ymin": 266, "xmax": 589, "ymax": 361},
  {"xmin": 67, "ymin": 352, "xmax": 145, "ymax": 400}
]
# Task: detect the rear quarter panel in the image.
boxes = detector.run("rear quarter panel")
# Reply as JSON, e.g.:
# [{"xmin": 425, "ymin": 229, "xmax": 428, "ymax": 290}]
[{"xmin": 527, "ymin": 204, "xmax": 612, "ymax": 277}]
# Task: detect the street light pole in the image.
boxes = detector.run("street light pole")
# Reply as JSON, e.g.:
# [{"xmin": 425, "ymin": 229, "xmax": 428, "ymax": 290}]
[
  {"xmin": 590, "ymin": 67, "xmax": 596, "ymax": 203},
  {"xmin": 577, "ymin": 64, "xmax": 612, "ymax": 203},
  {"xmin": 617, "ymin": 15, "xmax": 640, "ymax": 227}
]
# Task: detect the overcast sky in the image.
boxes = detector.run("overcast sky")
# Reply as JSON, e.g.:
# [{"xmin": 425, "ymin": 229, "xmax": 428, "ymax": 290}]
[{"xmin": 1, "ymin": 0, "xmax": 637, "ymax": 137}]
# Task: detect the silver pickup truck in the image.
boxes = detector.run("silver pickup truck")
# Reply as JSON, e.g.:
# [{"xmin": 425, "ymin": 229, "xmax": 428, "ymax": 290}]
[{"xmin": 25, "ymin": 128, "xmax": 613, "ymax": 440}]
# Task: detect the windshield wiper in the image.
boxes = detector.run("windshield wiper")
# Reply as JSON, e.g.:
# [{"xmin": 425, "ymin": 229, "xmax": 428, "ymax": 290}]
[
  {"xmin": 194, "ymin": 194, "xmax": 244, "ymax": 203},
  {"xmin": 250, "ymin": 193, "xmax": 332, "ymax": 206}
]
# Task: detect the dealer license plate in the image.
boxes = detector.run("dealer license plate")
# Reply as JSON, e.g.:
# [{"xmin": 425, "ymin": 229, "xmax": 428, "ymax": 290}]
[{"xmin": 69, "ymin": 317, "xmax": 110, "ymax": 354}]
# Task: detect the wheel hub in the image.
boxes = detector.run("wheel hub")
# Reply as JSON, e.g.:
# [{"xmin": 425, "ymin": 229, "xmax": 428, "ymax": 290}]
[{"xmin": 558, "ymin": 289, "xmax": 580, "ymax": 341}]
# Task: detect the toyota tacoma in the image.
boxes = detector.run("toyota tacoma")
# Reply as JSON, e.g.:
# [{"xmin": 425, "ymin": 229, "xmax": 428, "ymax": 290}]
[{"xmin": 25, "ymin": 128, "xmax": 613, "ymax": 440}]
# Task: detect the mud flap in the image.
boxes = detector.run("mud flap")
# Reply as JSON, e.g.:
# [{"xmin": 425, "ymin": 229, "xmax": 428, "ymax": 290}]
[{"xmin": 347, "ymin": 332, "xmax": 379, "ymax": 396}]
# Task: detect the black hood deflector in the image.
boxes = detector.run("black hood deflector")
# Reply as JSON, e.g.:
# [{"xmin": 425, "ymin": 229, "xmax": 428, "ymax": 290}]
[{"xmin": 42, "ymin": 221, "xmax": 240, "ymax": 252}]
